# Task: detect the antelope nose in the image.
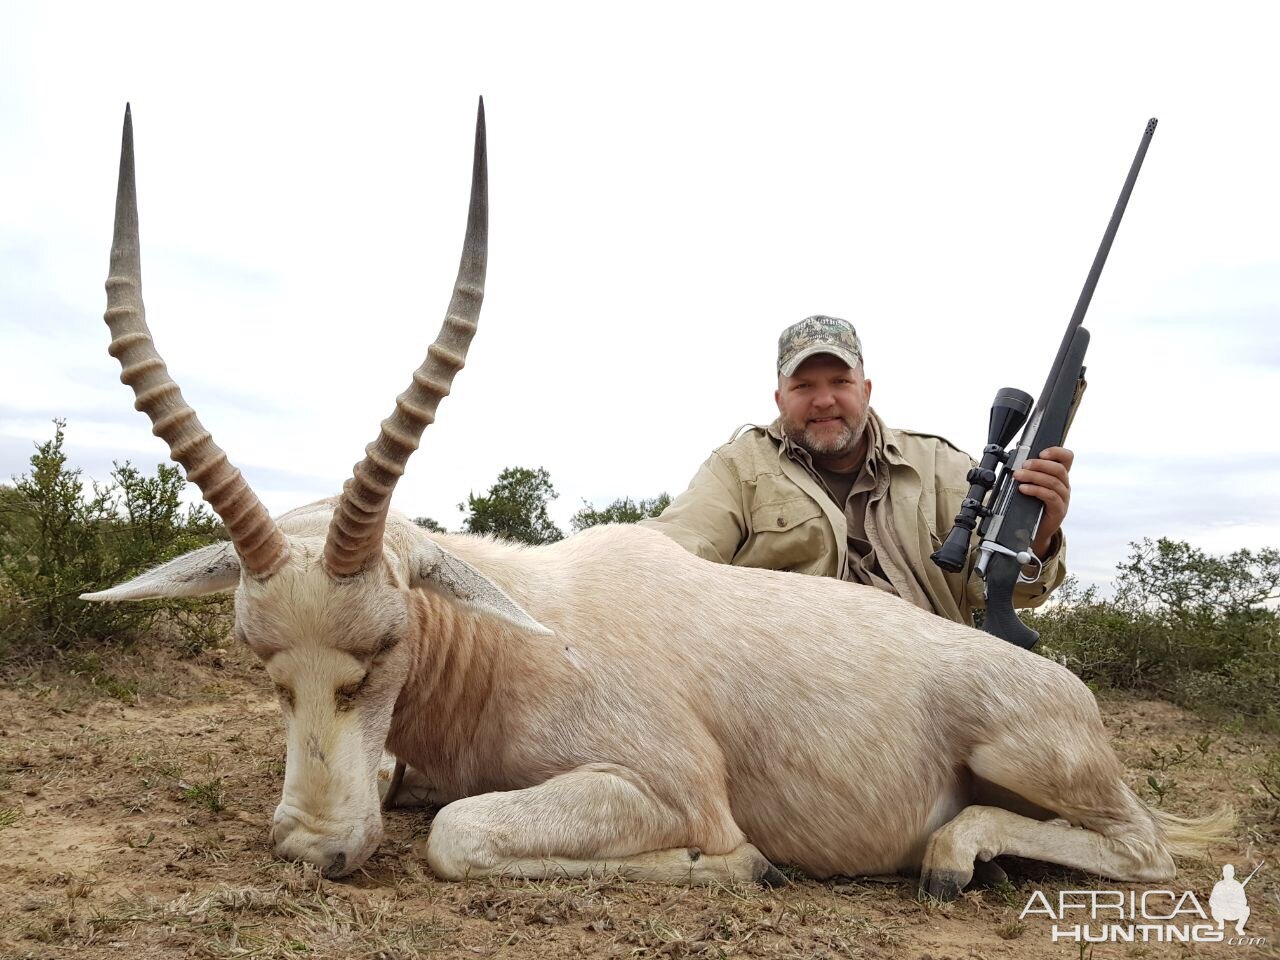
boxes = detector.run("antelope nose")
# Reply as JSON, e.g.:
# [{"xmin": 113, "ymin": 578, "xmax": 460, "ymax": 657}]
[
  {"xmin": 273, "ymin": 826, "xmax": 354, "ymax": 876},
  {"xmin": 324, "ymin": 851, "xmax": 347, "ymax": 877}
]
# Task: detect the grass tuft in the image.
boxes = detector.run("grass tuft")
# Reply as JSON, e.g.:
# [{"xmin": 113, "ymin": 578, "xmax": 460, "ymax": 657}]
[{"xmin": 181, "ymin": 778, "xmax": 226, "ymax": 813}]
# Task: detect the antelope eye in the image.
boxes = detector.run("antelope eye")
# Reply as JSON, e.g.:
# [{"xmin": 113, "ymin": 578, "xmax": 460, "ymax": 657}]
[
  {"xmin": 335, "ymin": 674, "xmax": 369, "ymax": 712},
  {"xmin": 373, "ymin": 632, "xmax": 401, "ymax": 659}
]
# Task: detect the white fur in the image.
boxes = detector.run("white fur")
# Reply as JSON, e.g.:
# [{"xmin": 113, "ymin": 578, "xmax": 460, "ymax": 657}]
[{"xmin": 89, "ymin": 496, "xmax": 1213, "ymax": 890}]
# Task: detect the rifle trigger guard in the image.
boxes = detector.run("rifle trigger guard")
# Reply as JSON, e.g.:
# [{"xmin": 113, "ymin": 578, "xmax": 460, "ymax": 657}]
[{"xmin": 985, "ymin": 542, "xmax": 1044, "ymax": 584}]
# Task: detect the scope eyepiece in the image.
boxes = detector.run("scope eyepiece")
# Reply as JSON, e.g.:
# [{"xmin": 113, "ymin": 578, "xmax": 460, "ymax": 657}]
[{"xmin": 931, "ymin": 525, "xmax": 974, "ymax": 573}]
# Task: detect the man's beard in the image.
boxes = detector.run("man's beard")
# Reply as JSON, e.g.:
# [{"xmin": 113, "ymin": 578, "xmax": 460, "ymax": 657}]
[{"xmin": 783, "ymin": 409, "xmax": 869, "ymax": 459}]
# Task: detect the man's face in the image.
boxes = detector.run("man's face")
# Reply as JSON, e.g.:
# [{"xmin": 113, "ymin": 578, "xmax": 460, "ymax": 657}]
[{"xmin": 775, "ymin": 354, "xmax": 873, "ymax": 460}]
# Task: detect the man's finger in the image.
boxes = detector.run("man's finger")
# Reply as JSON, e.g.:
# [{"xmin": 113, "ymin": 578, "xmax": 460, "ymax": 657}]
[
  {"xmin": 1017, "ymin": 483, "xmax": 1065, "ymax": 506},
  {"xmin": 1021, "ymin": 458, "xmax": 1070, "ymax": 481},
  {"xmin": 1037, "ymin": 446, "xmax": 1075, "ymax": 470},
  {"xmin": 1016, "ymin": 467, "xmax": 1070, "ymax": 495}
]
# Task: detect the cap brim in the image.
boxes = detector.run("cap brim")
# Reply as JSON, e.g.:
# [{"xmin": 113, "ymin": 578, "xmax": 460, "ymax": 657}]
[{"xmin": 779, "ymin": 345, "xmax": 862, "ymax": 378}]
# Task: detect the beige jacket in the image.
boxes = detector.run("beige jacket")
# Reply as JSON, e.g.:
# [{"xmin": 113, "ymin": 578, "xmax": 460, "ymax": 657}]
[{"xmin": 641, "ymin": 412, "xmax": 1065, "ymax": 624}]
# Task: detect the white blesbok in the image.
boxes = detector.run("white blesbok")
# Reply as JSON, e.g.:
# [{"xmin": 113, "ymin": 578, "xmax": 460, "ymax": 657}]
[{"xmin": 84, "ymin": 103, "xmax": 1230, "ymax": 896}]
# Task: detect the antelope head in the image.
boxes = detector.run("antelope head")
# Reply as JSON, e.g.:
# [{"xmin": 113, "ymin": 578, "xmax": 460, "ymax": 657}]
[{"xmin": 82, "ymin": 102, "xmax": 548, "ymax": 877}]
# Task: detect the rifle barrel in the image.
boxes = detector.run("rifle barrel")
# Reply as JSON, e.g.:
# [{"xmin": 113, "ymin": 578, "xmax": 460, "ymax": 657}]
[{"xmin": 1036, "ymin": 118, "xmax": 1158, "ymax": 410}]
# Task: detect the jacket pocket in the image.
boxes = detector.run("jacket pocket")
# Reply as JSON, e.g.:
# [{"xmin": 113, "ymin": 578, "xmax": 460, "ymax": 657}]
[{"xmin": 739, "ymin": 497, "xmax": 829, "ymax": 572}]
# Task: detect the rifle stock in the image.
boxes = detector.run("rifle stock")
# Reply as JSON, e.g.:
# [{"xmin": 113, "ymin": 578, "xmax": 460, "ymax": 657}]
[{"xmin": 976, "ymin": 326, "xmax": 1090, "ymax": 648}]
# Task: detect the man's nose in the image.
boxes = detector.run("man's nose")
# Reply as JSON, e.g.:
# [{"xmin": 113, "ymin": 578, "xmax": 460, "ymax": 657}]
[{"xmin": 811, "ymin": 387, "xmax": 837, "ymax": 409}]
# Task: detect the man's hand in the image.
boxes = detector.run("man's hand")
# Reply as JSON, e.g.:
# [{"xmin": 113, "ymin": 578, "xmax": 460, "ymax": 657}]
[{"xmin": 1014, "ymin": 446, "xmax": 1073, "ymax": 559}]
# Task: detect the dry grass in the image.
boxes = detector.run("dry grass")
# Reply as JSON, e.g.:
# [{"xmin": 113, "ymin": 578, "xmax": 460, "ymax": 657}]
[{"xmin": 1, "ymin": 642, "xmax": 1276, "ymax": 959}]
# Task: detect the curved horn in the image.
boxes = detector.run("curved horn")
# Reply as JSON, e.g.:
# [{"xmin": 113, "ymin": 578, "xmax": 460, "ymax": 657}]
[
  {"xmin": 323, "ymin": 99, "xmax": 488, "ymax": 577},
  {"xmin": 103, "ymin": 105, "xmax": 289, "ymax": 579}
]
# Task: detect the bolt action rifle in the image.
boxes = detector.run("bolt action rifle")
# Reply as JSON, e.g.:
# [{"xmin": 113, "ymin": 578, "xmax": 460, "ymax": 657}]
[{"xmin": 931, "ymin": 119, "xmax": 1159, "ymax": 649}]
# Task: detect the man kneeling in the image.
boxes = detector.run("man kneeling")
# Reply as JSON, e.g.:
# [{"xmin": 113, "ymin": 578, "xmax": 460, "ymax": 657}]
[{"xmin": 644, "ymin": 315, "xmax": 1073, "ymax": 624}]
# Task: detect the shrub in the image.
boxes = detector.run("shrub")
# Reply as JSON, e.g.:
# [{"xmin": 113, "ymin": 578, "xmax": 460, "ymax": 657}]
[
  {"xmin": 570, "ymin": 493, "xmax": 671, "ymax": 532},
  {"xmin": 0, "ymin": 421, "xmax": 230, "ymax": 658},
  {"xmin": 1029, "ymin": 539, "xmax": 1280, "ymax": 729},
  {"xmin": 459, "ymin": 467, "xmax": 564, "ymax": 545}
]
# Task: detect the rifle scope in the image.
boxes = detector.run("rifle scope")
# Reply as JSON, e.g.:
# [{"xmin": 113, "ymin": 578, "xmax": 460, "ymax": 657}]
[{"xmin": 931, "ymin": 387, "xmax": 1033, "ymax": 572}]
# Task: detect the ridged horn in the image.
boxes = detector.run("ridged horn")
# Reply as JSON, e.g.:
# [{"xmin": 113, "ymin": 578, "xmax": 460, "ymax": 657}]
[
  {"xmin": 103, "ymin": 104, "xmax": 289, "ymax": 579},
  {"xmin": 323, "ymin": 98, "xmax": 488, "ymax": 577}
]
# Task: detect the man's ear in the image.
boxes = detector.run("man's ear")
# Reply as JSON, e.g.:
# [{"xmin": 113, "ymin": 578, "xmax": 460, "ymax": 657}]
[
  {"xmin": 863, "ymin": 376, "xmax": 872, "ymax": 404},
  {"xmin": 774, "ymin": 386, "xmax": 784, "ymax": 415},
  {"xmin": 408, "ymin": 540, "xmax": 551, "ymax": 635},
  {"xmin": 81, "ymin": 542, "xmax": 241, "ymax": 601}
]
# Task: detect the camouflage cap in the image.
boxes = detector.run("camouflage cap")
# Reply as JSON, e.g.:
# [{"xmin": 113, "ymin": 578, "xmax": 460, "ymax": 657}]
[{"xmin": 777, "ymin": 315, "xmax": 863, "ymax": 377}]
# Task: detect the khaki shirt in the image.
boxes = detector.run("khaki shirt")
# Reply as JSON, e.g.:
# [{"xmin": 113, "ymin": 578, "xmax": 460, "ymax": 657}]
[{"xmin": 641, "ymin": 410, "xmax": 1066, "ymax": 624}]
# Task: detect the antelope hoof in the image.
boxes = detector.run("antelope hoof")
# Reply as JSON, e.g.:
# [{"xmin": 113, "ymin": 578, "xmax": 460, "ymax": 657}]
[
  {"xmin": 919, "ymin": 867, "xmax": 968, "ymax": 902},
  {"xmin": 758, "ymin": 863, "xmax": 789, "ymax": 888}
]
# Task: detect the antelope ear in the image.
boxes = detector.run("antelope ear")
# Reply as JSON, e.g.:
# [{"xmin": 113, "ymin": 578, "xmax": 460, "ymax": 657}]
[
  {"xmin": 81, "ymin": 542, "xmax": 242, "ymax": 601},
  {"xmin": 408, "ymin": 541, "xmax": 551, "ymax": 635}
]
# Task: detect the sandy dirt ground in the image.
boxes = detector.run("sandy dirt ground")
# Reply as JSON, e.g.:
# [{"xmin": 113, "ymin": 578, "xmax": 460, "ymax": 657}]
[{"xmin": 1, "ymin": 642, "xmax": 1276, "ymax": 960}]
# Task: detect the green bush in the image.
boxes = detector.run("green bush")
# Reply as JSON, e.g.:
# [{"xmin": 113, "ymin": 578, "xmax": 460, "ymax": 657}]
[
  {"xmin": 459, "ymin": 466, "xmax": 564, "ymax": 545},
  {"xmin": 0, "ymin": 421, "xmax": 230, "ymax": 658},
  {"xmin": 570, "ymin": 493, "xmax": 671, "ymax": 532},
  {"xmin": 1029, "ymin": 538, "xmax": 1280, "ymax": 729}
]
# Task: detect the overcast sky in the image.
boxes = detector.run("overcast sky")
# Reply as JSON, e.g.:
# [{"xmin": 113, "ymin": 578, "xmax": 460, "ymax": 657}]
[{"xmin": 2, "ymin": 2, "xmax": 1277, "ymax": 592}]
